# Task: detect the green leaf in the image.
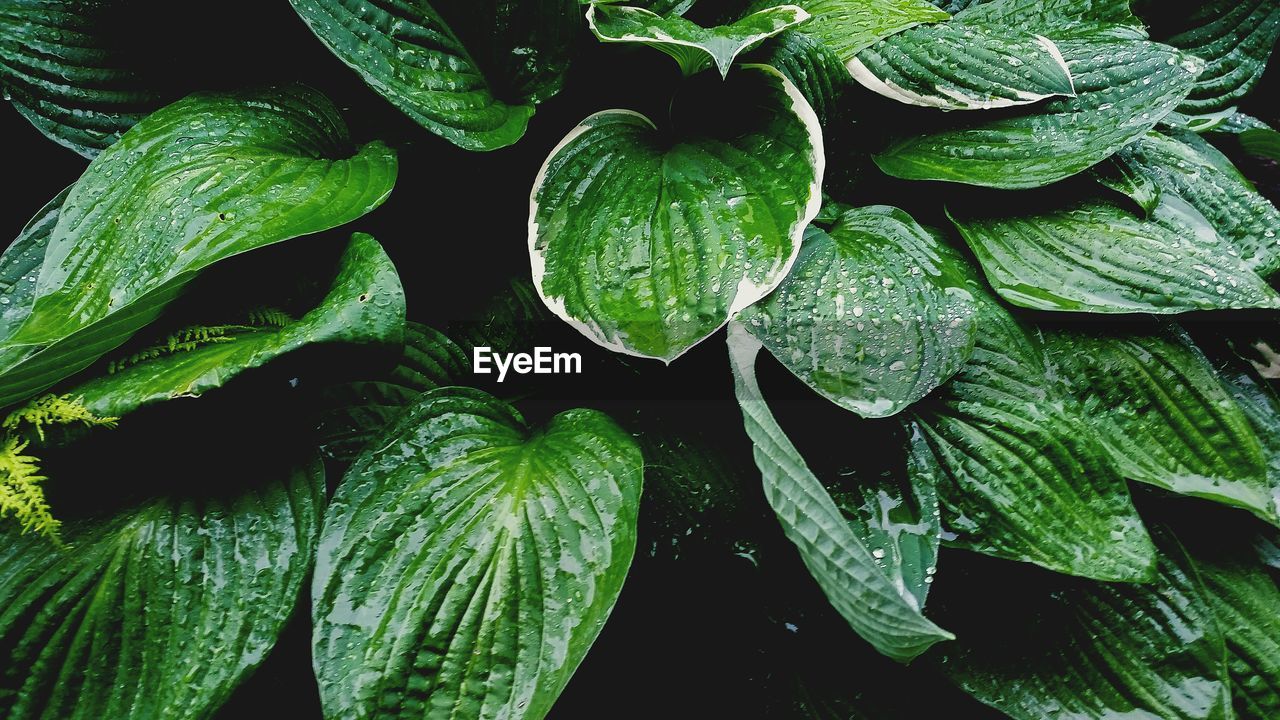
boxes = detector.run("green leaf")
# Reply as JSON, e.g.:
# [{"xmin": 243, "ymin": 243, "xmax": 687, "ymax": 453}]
[
  {"xmin": 312, "ymin": 387, "xmax": 642, "ymax": 720},
  {"xmin": 587, "ymin": 3, "xmax": 810, "ymax": 78},
  {"xmin": 63, "ymin": 234, "xmax": 404, "ymax": 421},
  {"xmin": 727, "ymin": 323, "xmax": 953, "ymax": 662},
  {"xmin": 874, "ymin": 38, "xmax": 1202, "ymax": 188},
  {"xmin": 312, "ymin": 323, "xmax": 469, "ymax": 463},
  {"xmin": 0, "ymin": 1, "xmax": 161, "ymax": 157},
  {"xmin": 0, "ymin": 453, "xmax": 324, "ymax": 719},
  {"xmin": 908, "ymin": 295, "xmax": 1156, "ymax": 581},
  {"xmin": 755, "ymin": 29, "xmax": 851, "ymax": 124},
  {"xmin": 1160, "ymin": 0, "xmax": 1280, "ymax": 116},
  {"xmin": 1117, "ymin": 131, "xmax": 1280, "ymax": 276},
  {"xmin": 289, "ymin": 0, "xmax": 576, "ymax": 150},
  {"xmin": 849, "ymin": 23, "xmax": 1075, "ymax": 110},
  {"xmin": 0, "ymin": 85, "xmax": 397, "ymax": 409},
  {"xmin": 950, "ymin": 193, "xmax": 1280, "ymax": 313},
  {"xmin": 529, "ymin": 65, "xmax": 822, "ymax": 361},
  {"xmin": 1043, "ymin": 327, "xmax": 1280, "ymax": 526},
  {"xmin": 950, "ymin": 0, "xmax": 1143, "ymax": 39},
  {"xmin": 740, "ymin": 207, "xmax": 977, "ymax": 418},
  {"xmin": 1190, "ymin": 547, "xmax": 1280, "ymax": 718},
  {"xmin": 0, "ymin": 187, "xmax": 66, "ymax": 345},
  {"xmin": 764, "ymin": 0, "xmax": 949, "ymax": 61},
  {"xmin": 1240, "ymin": 128, "xmax": 1280, "ymax": 161},
  {"xmin": 1091, "ymin": 153, "xmax": 1163, "ymax": 216},
  {"xmin": 938, "ymin": 533, "xmax": 1234, "ymax": 720}
]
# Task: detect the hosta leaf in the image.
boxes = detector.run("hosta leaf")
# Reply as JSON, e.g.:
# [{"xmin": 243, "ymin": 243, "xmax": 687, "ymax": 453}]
[
  {"xmin": 829, "ymin": 434, "xmax": 942, "ymax": 609},
  {"xmin": 289, "ymin": 0, "xmax": 576, "ymax": 150},
  {"xmin": 529, "ymin": 65, "xmax": 822, "ymax": 361},
  {"xmin": 1190, "ymin": 547, "xmax": 1280, "ymax": 718},
  {"xmin": 1091, "ymin": 152, "xmax": 1162, "ymax": 216},
  {"xmin": 1160, "ymin": 0, "xmax": 1280, "ymax": 116},
  {"xmin": 950, "ymin": 0, "xmax": 1143, "ymax": 39},
  {"xmin": 763, "ymin": 0, "xmax": 949, "ymax": 61},
  {"xmin": 727, "ymin": 324, "xmax": 953, "ymax": 662},
  {"xmin": 1240, "ymin": 128, "xmax": 1280, "ymax": 161},
  {"xmin": 65, "ymin": 234, "xmax": 404, "ymax": 420},
  {"xmin": 312, "ymin": 387, "xmax": 642, "ymax": 720},
  {"xmin": 0, "ymin": 0, "xmax": 161, "ymax": 157},
  {"xmin": 0, "ymin": 187, "xmax": 66, "ymax": 344},
  {"xmin": 939, "ymin": 534, "xmax": 1233, "ymax": 720},
  {"xmin": 587, "ymin": 3, "xmax": 810, "ymax": 78},
  {"xmin": 849, "ymin": 24, "xmax": 1075, "ymax": 110},
  {"xmin": 950, "ymin": 193, "xmax": 1280, "ymax": 313},
  {"xmin": 0, "ymin": 85, "xmax": 397, "ymax": 409},
  {"xmin": 313, "ymin": 322, "xmax": 469, "ymax": 463},
  {"xmin": 756, "ymin": 29, "xmax": 851, "ymax": 124},
  {"xmin": 0, "ymin": 452, "xmax": 324, "ymax": 719},
  {"xmin": 1117, "ymin": 131, "xmax": 1280, "ymax": 276},
  {"xmin": 739, "ymin": 207, "xmax": 977, "ymax": 418},
  {"xmin": 909, "ymin": 295, "xmax": 1155, "ymax": 581},
  {"xmin": 1043, "ymin": 327, "xmax": 1280, "ymax": 526},
  {"xmin": 874, "ymin": 38, "xmax": 1202, "ymax": 188}
]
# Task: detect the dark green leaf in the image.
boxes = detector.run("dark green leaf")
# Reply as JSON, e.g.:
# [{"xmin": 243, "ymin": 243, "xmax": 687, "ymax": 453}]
[
  {"xmin": 740, "ymin": 207, "xmax": 977, "ymax": 418},
  {"xmin": 950, "ymin": 0, "xmax": 1143, "ymax": 39},
  {"xmin": 727, "ymin": 324, "xmax": 953, "ymax": 662},
  {"xmin": 289, "ymin": 0, "xmax": 577, "ymax": 150},
  {"xmin": 0, "ymin": 453, "xmax": 324, "ymax": 719},
  {"xmin": 874, "ymin": 38, "xmax": 1202, "ymax": 188},
  {"xmin": 1160, "ymin": 0, "xmax": 1280, "ymax": 115},
  {"xmin": 757, "ymin": 0, "xmax": 949, "ymax": 62},
  {"xmin": 312, "ymin": 387, "xmax": 642, "ymax": 719}
]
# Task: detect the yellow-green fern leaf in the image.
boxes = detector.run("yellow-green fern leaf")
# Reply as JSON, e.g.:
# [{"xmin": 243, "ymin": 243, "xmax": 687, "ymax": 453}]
[{"xmin": 0, "ymin": 436, "xmax": 59, "ymax": 539}]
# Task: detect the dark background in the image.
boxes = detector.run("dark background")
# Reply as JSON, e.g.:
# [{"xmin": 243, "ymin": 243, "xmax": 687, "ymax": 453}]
[{"xmin": 3, "ymin": 1, "xmax": 1277, "ymax": 718}]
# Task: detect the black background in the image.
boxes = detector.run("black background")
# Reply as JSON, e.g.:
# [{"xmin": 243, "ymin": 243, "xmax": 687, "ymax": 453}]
[{"xmin": 3, "ymin": 1, "xmax": 1277, "ymax": 718}]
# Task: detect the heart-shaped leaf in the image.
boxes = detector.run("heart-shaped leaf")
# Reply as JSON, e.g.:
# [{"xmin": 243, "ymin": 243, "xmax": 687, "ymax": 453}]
[
  {"xmin": 1159, "ymin": 0, "xmax": 1280, "ymax": 116},
  {"xmin": 289, "ymin": 0, "xmax": 577, "ymax": 150},
  {"xmin": 0, "ymin": 85, "xmax": 397, "ymax": 409},
  {"xmin": 908, "ymin": 294, "xmax": 1156, "ymax": 581},
  {"xmin": 0, "ymin": 0, "xmax": 162, "ymax": 156},
  {"xmin": 312, "ymin": 387, "xmax": 642, "ymax": 720},
  {"xmin": 849, "ymin": 23, "xmax": 1075, "ymax": 110},
  {"xmin": 0, "ymin": 452, "xmax": 324, "ymax": 719},
  {"xmin": 728, "ymin": 323, "xmax": 953, "ymax": 662},
  {"xmin": 64, "ymin": 233, "xmax": 404, "ymax": 421},
  {"xmin": 1117, "ymin": 131, "xmax": 1280, "ymax": 277},
  {"xmin": 950, "ymin": 193, "xmax": 1280, "ymax": 313},
  {"xmin": 529, "ymin": 64, "xmax": 823, "ymax": 361},
  {"xmin": 740, "ymin": 207, "xmax": 977, "ymax": 418},
  {"xmin": 587, "ymin": 3, "xmax": 810, "ymax": 78},
  {"xmin": 937, "ymin": 532, "xmax": 1233, "ymax": 720},
  {"xmin": 1043, "ymin": 327, "xmax": 1280, "ymax": 526},
  {"xmin": 874, "ymin": 38, "xmax": 1202, "ymax": 188}
]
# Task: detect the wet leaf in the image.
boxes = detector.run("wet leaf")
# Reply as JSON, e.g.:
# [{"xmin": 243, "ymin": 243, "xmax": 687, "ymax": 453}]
[{"xmin": 1159, "ymin": 0, "xmax": 1280, "ymax": 116}]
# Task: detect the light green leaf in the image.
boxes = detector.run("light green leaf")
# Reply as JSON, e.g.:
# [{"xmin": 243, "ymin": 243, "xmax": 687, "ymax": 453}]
[
  {"xmin": 0, "ymin": 1, "xmax": 161, "ymax": 157},
  {"xmin": 312, "ymin": 322, "xmax": 469, "ymax": 463},
  {"xmin": 1043, "ymin": 327, "xmax": 1280, "ymax": 526},
  {"xmin": 64, "ymin": 234, "xmax": 404, "ymax": 420},
  {"xmin": 289, "ymin": 0, "xmax": 577, "ymax": 150},
  {"xmin": 950, "ymin": 0, "xmax": 1144, "ymax": 39},
  {"xmin": 849, "ymin": 23, "xmax": 1075, "ymax": 110},
  {"xmin": 0, "ymin": 85, "xmax": 397, "ymax": 409},
  {"xmin": 763, "ymin": 0, "xmax": 949, "ymax": 61},
  {"xmin": 874, "ymin": 38, "xmax": 1202, "ymax": 188},
  {"xmin": 529, "ymin": 64, "xmax": 823, "ymax": 361},
  {"xmin": 727, "ymin": 323, "xmax": 953, "ymax": 662},
  {"xmin": 587, "ymin": 3, "xmax": 810, "ymax": 78},
  {"xmin": 939, "ymin": 533, "xmax": 1233, "ymax": 720},
  {"xmin": 1161, "ymin": 0, "xmax": 1280, "ymax": 116},
  {"xmin": 908, "ymin": 295, "xmax": 1155, "ymax": 581},
  {"xmin": 950, "ymin": 193, "xmax": 1280, "ymax": 313},
  {"xmin": 740, "ymin": 207, "xmax": 977, "ymax": 418},
  {"xmin": 1117, "ymin": 131, "xmax": 1280, "ymax": 276},
  {"xmin": 0, "ymin": 452, "xmax": 324, "ymax": 719},
  {"xmin": 1188, "ymin": 545, "xmax": 1280, "ymax": 719},
  {"xmin": 312, "ymin": 387, "xmax": 642, "ymax": 720}
]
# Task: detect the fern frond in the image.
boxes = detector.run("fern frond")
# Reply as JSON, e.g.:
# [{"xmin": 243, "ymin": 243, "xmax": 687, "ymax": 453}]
[
  {"xmin": 0, "ymin": 436, "xmax": 59, "ymax": 540},
  {"xmin": 3, "ymin": 394, "xmax": 118, "ymax": 441},
  {"xmin": 247, "ymin": 306, "xmax": 291, "ymax": 328}
]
